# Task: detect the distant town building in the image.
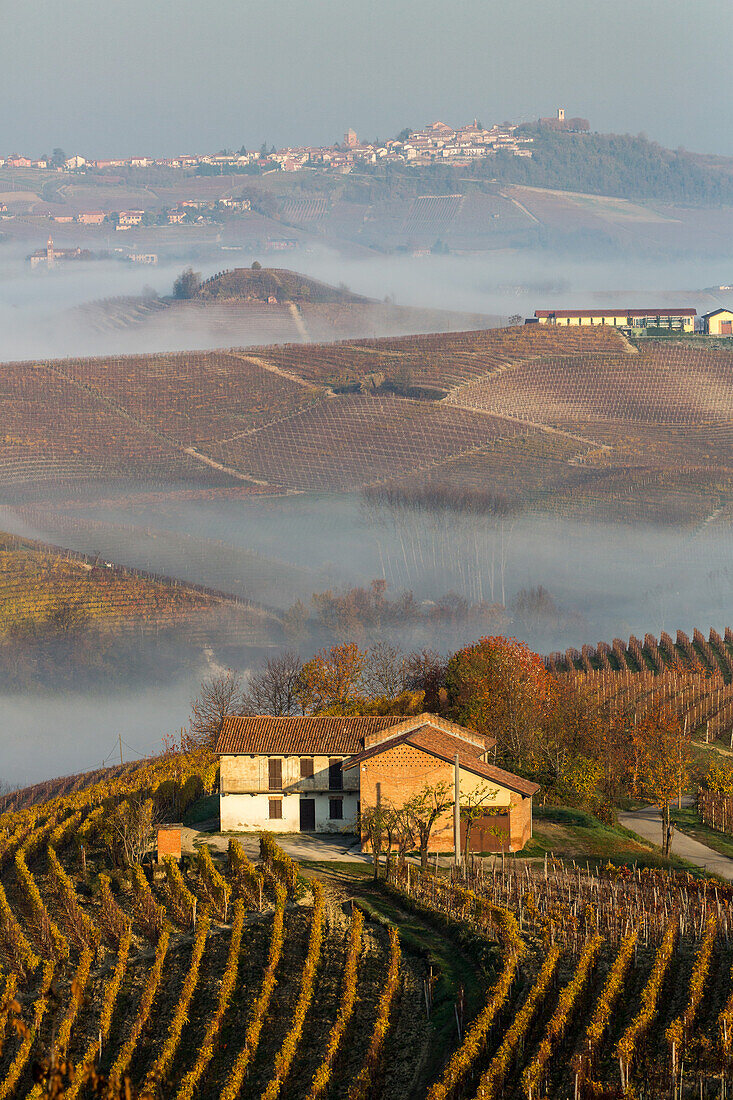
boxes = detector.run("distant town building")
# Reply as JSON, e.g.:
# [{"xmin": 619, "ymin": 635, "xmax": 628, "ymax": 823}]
[
  {"xmin": 538, "ymin": 108, "xmax": 590, "ymax": 132},
  {"xmin": 117, "ymin": 210, "xmax": 144, "ymax": 226},
  {"xmin": 343, "ymin": 128, "xmax": 358, "ymax": 147},
  {"xmin": 76, "ymin": 211, "xmax": 106, "ymax": 225},
  {"xmin": 29, "ymin": 236, "xmax": 89, "ymax": 268}
]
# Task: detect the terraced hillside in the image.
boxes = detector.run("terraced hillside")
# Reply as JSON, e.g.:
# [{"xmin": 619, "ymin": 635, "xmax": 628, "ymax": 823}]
[
  {"xmin": 0, "ymin": 529, "xmax": 276, "ymax": 644},
  {"xmin": 1, "ymin": 326, "xmax": 731, "ymax": 521},
  {"xmin": 4, "ymin": 752, "xmax": 733, "ymax": 1099}
]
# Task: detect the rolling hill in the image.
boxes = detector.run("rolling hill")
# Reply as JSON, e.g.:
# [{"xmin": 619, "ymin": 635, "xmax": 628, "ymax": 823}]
[{"xmin": 0, "ymin": 323, "xmax": 731, "ymax": 524}]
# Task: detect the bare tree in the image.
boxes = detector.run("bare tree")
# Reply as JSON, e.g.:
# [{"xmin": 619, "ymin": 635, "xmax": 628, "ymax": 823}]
[
  {"xmin": 243, "ymin": 650, "xmax": 304, "ymax": 715},
  {"xmin": 402, "ymin": 649, "xmax": 447, "ymax": 711},
  {"xmin": 107, "ymin": 797, "xmax": 158, "ymax": 866},
  {"xmin": 189, "ymin": 669, "xmax": 245, "ymax": 747},
  {"xmin": 404, "ymin": 781, "xmax": 454, "ymax": 873},
  {"xmin": 362, "ymin": 642, "xmax": 407, "ymax": 698},
  {"xmin": 360, "ymin": 803, "xmax": 390, "ymax": 881}
]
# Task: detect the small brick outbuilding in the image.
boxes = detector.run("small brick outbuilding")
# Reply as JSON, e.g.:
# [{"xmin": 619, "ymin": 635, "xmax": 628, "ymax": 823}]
[{"xmin": 343, "ymin": 715, "xmax": 539, "ymax": 854}]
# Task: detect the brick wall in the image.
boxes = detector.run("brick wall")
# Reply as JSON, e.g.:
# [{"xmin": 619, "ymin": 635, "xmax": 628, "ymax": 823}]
[
  {"xmin": 157, "ymin": 826, "xmax": 182, "ymax": 860},
  {"xmin": 358, "ymin": 743, "xmax": 532, "ymax": 853}
]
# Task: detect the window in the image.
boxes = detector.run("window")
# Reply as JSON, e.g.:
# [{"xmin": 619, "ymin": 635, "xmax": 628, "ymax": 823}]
[
  {"xmin": 268, "ymin": 799, "xmax": 283, "ymax": 820},
  {"xmin": 328, "ymin": 758, "xmax": 343, "ymax": 791},
  {"xmin": 300, "ymin": 757, "xmax": 314, "ymax": 779},
  {"xmin": 268, "ymin": 758, "xmax": 282, "ymax": 791},
  {"xmin": 329, "ymin": 797, "xmax": 343, "ymax": 820}
]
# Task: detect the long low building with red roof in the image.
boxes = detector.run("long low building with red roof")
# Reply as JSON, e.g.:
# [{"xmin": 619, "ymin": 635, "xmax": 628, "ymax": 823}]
[
  {"xmin": 216, "ymin": 713, "xmax": 538, "ymax": 852},
  {"xmin": 532, "ymin": 307, "xmax": 696, "ymax": 332}
]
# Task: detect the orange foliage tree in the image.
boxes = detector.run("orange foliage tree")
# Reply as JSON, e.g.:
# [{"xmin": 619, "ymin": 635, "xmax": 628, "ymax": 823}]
[
  {"xmin": 445, "ymin": 635, "xmax": 552, "ymax": 768},
  {"xmin": 633, "ymin": 705, "xmax": 689, "ymax": 855},
  {"xmin": 295, "ymin": 643, "xmax": 366, "ymax": 713}
]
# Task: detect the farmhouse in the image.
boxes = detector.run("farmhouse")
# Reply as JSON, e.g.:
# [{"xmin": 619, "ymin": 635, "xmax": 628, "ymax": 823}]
[
  {"xmin": 533, "ymin": 308, "xmax": 696, "ymax": 332},
  {"xmin": 702, "ymin": 308, "xmax": 733, "ymax": 335},
  {"xmin": 216, "ymin": 713, "xmax": 538, "ymax": 852}
]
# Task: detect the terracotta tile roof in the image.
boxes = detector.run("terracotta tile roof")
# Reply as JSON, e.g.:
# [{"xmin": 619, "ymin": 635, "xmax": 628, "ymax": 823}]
[
  {"xmin": 215, "ymin": 715, "xmax": 403, "ymax": 756},
  {"xmin": 534, "ymin": 308, "xmax": 696, "ymax": 319},
  {"xmin": 345, "ymin": 724, "xmax": 540, "ymax": 798}
]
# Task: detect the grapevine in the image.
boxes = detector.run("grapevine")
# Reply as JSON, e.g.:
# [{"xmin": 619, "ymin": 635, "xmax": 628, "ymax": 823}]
[
  {"xmin": 346, "ymin": 925, "xmax": 402, "ymax": 1100},
  {"xmin": 109, "ymin": 925, "xmax": 171, "ymax": 1085},
  {"xmin": 260, "ymin": 881, "xmax": 325, "ymax": 1100},
  {"xmin": 219, "ymin": 882, "xmax": 287, "ymax": 1100},
  {"xmin": 472, "ymin": 945, "xmax": 561, "ymax": 1100},
  {"xmin": 616, "ymin": 920, "xmax": 679, "ymax": 1090},
  {"xmin": 521, "ymin": 935, "xmax": 603, "ymax": 1099},
  {"xmin": 307, "ymin": 906, "xmax": 364, "ymax": 1100},
  {"xmin": 174, "ymin": 899, "xmax": 246, "ymax": 1100},
  {"xmin": 142, "ymin": 907, "xmax": 211, "ymax": 1095}
]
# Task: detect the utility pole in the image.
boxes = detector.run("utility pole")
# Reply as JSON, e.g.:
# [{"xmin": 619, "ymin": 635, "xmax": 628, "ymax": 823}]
[
  {"xmin": 454, "ymin": 754, "xmax": 461, "ymax": 866},
  {"xmin": 119, "ymin": 734, "xmax": 124, "ymax": 767}
]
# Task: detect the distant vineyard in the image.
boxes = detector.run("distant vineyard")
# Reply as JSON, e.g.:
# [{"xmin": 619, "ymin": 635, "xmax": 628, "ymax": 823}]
[
  {"xmin": 250, "ymin": 323, "xmax": 626, "ymax": 390},
  {"xmin": 208, "ymin": 394, "xmax": 520, "ymax": 492},
  {"xmin": 547, "ymin": 627, "xmax": 733, "ymax": 741},
  {"xmin": 0, "ymin": 530, "xmax": 275, "ymax": 644},
  {"xmin": 447, "ymin": 344, "xmax": 733, "ymax": 432},
  {"xmin": 0, "ymin": 326, "xmax": 730, "ymax": 523}
]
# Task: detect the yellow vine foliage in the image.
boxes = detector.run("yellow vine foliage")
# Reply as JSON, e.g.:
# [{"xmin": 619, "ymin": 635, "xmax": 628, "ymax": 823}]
[
  {"xmin": 521, "ymin": 935, "xmax": 603, "ymax": 1099},
  {"xmin": 142, "ymin": 908, "xmax": 210, "ymax": 1095},
  {"xmin": 426, "ymin": 907, "xmax": 525, "ymax": 1100},
  {"xmin": 174, "ymin": 900, "xmax": 246, "ymax": 1100},
  {"xmin": 109, "ymin": 924, "xmax": 171, "ymax": 1085},
  {"xmin": 346, "ymin": 926, "xmax": 402, "ymax": 1100},
  {"xmin": 260, "ymin": 882, "xmax": 325, "ymax": 1100},
  {"xmin": 0, "ymin": 961, "xmax": 54, "ymax": 1100},
  {"xmin": 616, "ymin": 920, "xmax": 678, "ymax": 1082},
  {"xmin": 220, "ymin": 883, "xmax": 287, "ymax": 1100},
  {"xmin": 472, "ymin": 945, "xmax": 561, "ymax": 1100},
  {"xmin": 307, "ymin": 907, "xmax": 364, "ymax": 1100}
]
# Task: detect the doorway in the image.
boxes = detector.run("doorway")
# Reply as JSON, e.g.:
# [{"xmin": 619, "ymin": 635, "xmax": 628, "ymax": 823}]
[{"xmin": 300, "ymin": 798, "xmax": 316, "ymax": 831}]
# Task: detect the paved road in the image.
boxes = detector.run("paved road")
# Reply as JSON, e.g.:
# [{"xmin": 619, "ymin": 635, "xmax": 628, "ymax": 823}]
[
  {"xmin": 192, "ymin": 830, "xmax": 370, "ymax": 863},
  {"xmin": 619, "ymin": 805, "xmax": 733, "ymax": 881}
]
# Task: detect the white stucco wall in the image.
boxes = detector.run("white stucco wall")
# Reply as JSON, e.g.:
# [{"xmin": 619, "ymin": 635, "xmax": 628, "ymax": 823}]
[{"xmin": 220, "ymin": 790, "xmax": 359, "ymax": 833}]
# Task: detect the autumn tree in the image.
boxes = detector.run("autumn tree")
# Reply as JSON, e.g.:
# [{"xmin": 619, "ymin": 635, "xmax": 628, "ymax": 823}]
[
  {"xmin": 188, "ymin": 668, "xmax": 245, "ymax": 747},
  {"xmin": 295, "ymin": 643, "xmax": 365, "ymax": 713},
  {"xmin": 704, "ymin": 756, "xmax": 733, "ymax": 795},
  {"xmin": 445, "ymin": 636, "xmax": 551, "ymax": 768},
  {"xmin": 243, "ymin": 650, "xmax": 303, "ymax": 715},
  {"xmin": 106, "ymin": 796, "xmax": 159, "ymax": 866},
  {"xmin": 635, "ymin": 705, "xmax": 689, "ymax": 856}
]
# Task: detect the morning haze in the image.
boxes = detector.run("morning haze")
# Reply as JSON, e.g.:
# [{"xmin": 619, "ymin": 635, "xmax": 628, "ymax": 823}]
[
  {"xmin": 3, "ymin": 0, "xmax": 733, "ymax": 155},
  {"xmin": 2, "ymin": 5, "xmax": 733, "ymax": 1097}
]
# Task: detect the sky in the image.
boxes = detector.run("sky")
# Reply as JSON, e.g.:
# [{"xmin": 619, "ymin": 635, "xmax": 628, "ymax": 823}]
[{"xmin": 2, "ymin": 0, "xmax": 733, "ymax": 158}]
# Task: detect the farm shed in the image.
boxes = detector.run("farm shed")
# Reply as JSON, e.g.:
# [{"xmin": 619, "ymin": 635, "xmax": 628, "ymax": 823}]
[
  {"xmin": 534, "ymin": 308, "xmax": 696, "ymax": 332},
  {"xmin": 702, "ymin": 308, "xmax": 733, "ymax": 335},
  {"xmin": 345, "ymin": 719, "xmax": 538, "ymax": 854}
]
